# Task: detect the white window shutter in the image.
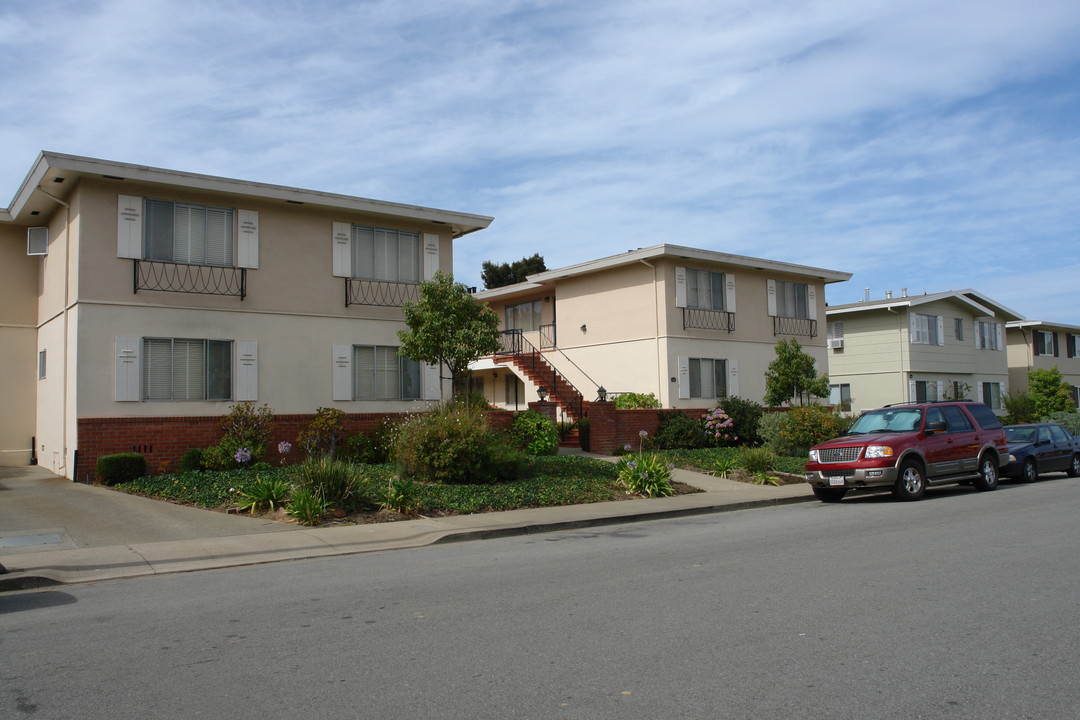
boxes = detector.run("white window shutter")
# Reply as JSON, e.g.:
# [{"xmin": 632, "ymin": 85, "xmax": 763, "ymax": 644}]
[
  {"xmin": 423, "ymin": 362, "xmax": 442, "ymax": 400},
  {"xmin": 995, "ymin": 324, "xmax": 1003, "ymax": 351},
  {"xmin": 807, "ymin": 285, "xmax": 818, "ymax": 321},
  {"xmin": 997, "ymin": 382, "xmax": 1005, "ymax": 406},
  {"xmin": 332, "ymin": 222, "xmax": 351, "ymax": 277},
  {"xmin": 725, "ymin": 274, "xmax": 736, "ymax": 313},
  {"xmin": 908, "ymin": 378, "xmax": 917, "ymax": 402},
  {"xmin": 936, "ymin": 316, "xmax": 945, "ymax": 346},
  {"xmin": 677, "ymin": 357, "xmax": 690, "ymax": 399},
  {"xmin": 728, "ymin": 359, "xmax": 739, "ymax": 397},
  {"xmin": 766, "ymin": 279, "xmax": 777, "ymax": 317},
  {"xmin": 977, "ymin": 382, "xmax": 984, "ymax": 403},
  {"xmin": 674, "ymin": 266, "xmax": 687, "ymax": 308},
  {"xmin": 115, "ymin": 337, "xmax": 141, "ymax": 401},
  {"xmin": 909, "ymin": 312, "xmax": 918, "ymax": 342},
  {"xmin": 235, "ymin": 341, "xmax": 258, "ymax": 401},
  {"xmin": 423, "ymin": 233, "xmax": 440, "ymax": 280},
  {"xmin": 332, "ymin": 344, "xmax": 352, "ymax": 400},
  {"xmin": 237, "ymin": 210, "xmax": 259, "ymax": 269},
  {"xmin": 117, "ymin": 195, "xmax": 142, "ymax": 259}
]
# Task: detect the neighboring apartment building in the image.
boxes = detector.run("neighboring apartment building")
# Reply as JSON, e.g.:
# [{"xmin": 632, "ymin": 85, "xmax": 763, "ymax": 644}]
[
  {"xmin": 825, "ymin": 289, "xmax": 1024, "ymax": 413},
  {"xmin": 1006, "ymin": 321, "xmax": 1080, "ymax": 406},
  {"xmin": 0, "ymin": 152, "xmax": 492, "ymax": 478},
  {"xmin": 470, "ymin": 245, "xmax": 851, "ymax": 417}
]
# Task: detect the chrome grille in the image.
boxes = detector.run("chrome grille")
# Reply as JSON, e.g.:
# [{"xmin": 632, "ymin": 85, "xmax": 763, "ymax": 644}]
[{"xmin": 817, "ymin": 447, "xmax": 862, "ymax": 463}]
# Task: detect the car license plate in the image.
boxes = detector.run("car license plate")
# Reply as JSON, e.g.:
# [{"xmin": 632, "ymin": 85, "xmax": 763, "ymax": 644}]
[{"xmin": 829, "ymin": 476, "xmax": 846, "ymax": 487}]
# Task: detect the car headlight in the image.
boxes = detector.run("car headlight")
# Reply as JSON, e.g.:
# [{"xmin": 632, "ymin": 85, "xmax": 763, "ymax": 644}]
[
  {"xmin": 808, "ymin": 449, "xmax": 820, "ymax": 462},
  {"xmin": 865, "ymin": 445, "xmax": 893, "ymax": 459},
  {"xmin": 1008, "ymin": 454, "xmax": 1017, "ymax": 462}
]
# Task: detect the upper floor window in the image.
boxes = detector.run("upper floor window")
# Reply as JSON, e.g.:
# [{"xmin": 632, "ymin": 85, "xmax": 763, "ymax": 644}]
[
  {"xmin": 954, "ymin": 318, "xmax": 965, "ymax": 342},
  {"xmin": 505, "ymin": 300, "xmax": 543, "ymax": 332},
  {"xmin": 1068, "ymin": 334, "xmax": 1080, "ymax": 359},
  {"xmin": 686, "ymin": 270, "xmax": 726, "ymax": 311},
  {"xmin": 145, "ymin": 199, "xmax": 234, "ymax": 267},
  {"xmin": 143, "ymin": 338, "xmax": 231, "ymax": 401},
  {"xmin": 352, "ymin": 345, "xmax": 420, "ymax": 400},
  {"xmin": 351, "ymin": 225, "xmax": 420, "ymax": 283},
  {"xmin": 774, "ymin": 280, "xmax": 809, "ymax": 319},
  {"xmin": 1034, "ymin": 330, "xmax": 1058, "ymax": 356},
  {"xmin": 910, "ymin": 313, "xmax": 943, "ymax": 345},
  {"xmin": 976, "ymin": 321, "xmax": 1002, "ymax": 351}
]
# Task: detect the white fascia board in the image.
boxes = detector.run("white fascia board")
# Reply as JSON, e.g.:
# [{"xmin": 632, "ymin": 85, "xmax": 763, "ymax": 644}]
[
  {"xmin": 828, "ymin": 289, "xmax": 1007, "ymax": 319},
  {"xmin": 472, "ymin": 281, "xmax": 547, "ymax": 302},
  {"xmin": 1008, "ymin": 320, "xmax": 1080, "ymax": 333},
  {"xmin": 957, "ymin": 289, "xmax": 1025, "ymax": 322},
  {"xmin": 5, "ymin": 152, "xmax": 494, "ymax": 234},
  {"xmin": 526, "ymin": 244, "xmax": 852, "ymax": 285}
]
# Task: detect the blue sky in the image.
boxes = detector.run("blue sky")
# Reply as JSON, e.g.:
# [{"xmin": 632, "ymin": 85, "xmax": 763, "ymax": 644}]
[{"xmin": 4, "ymin": 0, "xmax": 1080, "ymax": 322}]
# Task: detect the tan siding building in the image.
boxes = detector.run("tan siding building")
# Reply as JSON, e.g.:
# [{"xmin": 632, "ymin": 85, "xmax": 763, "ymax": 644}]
[{"xmin": 1007, "ymin": 321, "xmax": 1080, "ymax": 406}]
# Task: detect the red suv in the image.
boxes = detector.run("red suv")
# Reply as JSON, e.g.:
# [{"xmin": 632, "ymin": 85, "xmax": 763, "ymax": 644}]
[{"xmin": 805, "ymin": 401, "xmax": 1008, "ymax": 502}]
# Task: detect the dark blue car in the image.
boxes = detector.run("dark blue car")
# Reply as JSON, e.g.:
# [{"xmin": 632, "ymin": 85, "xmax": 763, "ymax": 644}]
[{"xmin": 1003, "ymin": 423, "xmax": 1080, "ymax": 482}]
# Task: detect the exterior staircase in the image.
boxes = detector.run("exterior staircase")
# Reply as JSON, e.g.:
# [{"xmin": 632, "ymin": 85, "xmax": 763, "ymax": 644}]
[{"xmin": 495, "ymin": 330, "xmax": 585, "ymax": 421}]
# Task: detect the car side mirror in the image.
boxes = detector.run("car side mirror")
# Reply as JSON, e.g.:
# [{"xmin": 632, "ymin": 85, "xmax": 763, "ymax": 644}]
[{"xmin": 925, "ymin": 421, "xmax": 947, "ymax": 434}]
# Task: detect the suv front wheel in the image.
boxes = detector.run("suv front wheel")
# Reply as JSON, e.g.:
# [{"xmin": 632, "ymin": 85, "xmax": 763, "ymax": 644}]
[
  {"xmin": 893, "ymin": 460, "xmax": 926, "ymax": 501},
  {"xmin": 973, "ymin": 454, "xmax": 999, "ymax": 491}
]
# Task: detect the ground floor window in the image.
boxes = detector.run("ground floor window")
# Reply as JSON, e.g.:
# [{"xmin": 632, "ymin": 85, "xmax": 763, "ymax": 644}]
[
  {"xmin": 143, "ymin": 338, "xmax": 231, "ymax": 401},
  {"xmin": 981, "ymin": 382, "xmax": 1003, "ymax": 410},
  {"xmin": 689, "ymin": 358, "xmax": 727, "ymax": 398},
  {"xmin": 505, "ymin": 374, "xmax": 525, "ymax": 408},
  {"xmin": 1072, "ymin": 386, "xmax": 1080, "ymax": 408},
  {"xmin": 353, "ymin": 345, "xmax": 420, "ymax": 400},
  {"xmin": 829, "ymin": 383, "xmax": 851, "ymax": 411},
  {"xmin": 914, "ymin": 380, "xmax": 940, "ymax": 403}
]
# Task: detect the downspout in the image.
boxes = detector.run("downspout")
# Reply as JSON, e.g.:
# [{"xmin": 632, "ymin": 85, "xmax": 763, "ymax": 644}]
[
  {"xmin": 887, "ymin": 306, "xmax": 906, "ymax": 401},
  {"xmin": 639, "ymin": 259, "xmax": 662, "ymax": 403},
  {"xmin": 38, "ymin": 188, "xmax": 72, "ymax": 478}
]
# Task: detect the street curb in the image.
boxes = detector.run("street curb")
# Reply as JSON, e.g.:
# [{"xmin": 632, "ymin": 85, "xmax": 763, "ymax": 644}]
[{"xmin": 0, "ymin": 493, "xmax": 815, "ymax": 592}]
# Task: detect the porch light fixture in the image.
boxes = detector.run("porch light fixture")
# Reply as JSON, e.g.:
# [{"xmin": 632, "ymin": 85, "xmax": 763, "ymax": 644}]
[
  {"xmin": 580, "ymin": 324, "xmax": 587, "ymax": 333},
  {"xmin": 596, "ymin": 386, "xmax": 607, "ymax": 402},
  {"xmin": 537, "ymin": 386, "xmax": 548, "ymax": 401}
]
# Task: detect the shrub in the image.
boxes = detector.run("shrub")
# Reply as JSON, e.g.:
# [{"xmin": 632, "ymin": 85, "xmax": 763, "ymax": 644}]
[
  {"xmin": 616, "ymin": 453, "xmax": 674, "ymax": 497},
  {"xmin": 760, "ymin": 406, "xmax": 850, "ymax": 457},
  {"xmin": 508, "ymin": 410, "xmax": 559, "ymax": 455},
  {"xmin": 577, "ymin": 418, "xmax": 590, "ymax": 451},
  {"xmin": 1042, "ymin": 410, "xmax": 1080, "ymax": 435},
  {"xmin": 703, "ymin": 408, "xmax": 737, "ymax": 446},
  {"xmin": 614, "ymin": 392, "xmax": 661, "ymax": 409},
  {"xmin": 290, "ymin": 455, "xmax": 364, "ymax": 509},
  {"xmin": 1003, "ymin": 391, "xmax": 1037, "ymax": 425},
  {"xmin": 286, "ymin": 488, "xmax": 328, "ymax": 526},
  {"xmin": 718, "ymin": 396, "xmax": 765, "ymax": 445},
  {"xmin": 237, "ymin": 476, "xmax": 292, "ymax": 513},
  {"xmin": 96, "ymin": 453, "xmax": 147, "ymax": 486},
  {"xmin": 220, "ymin": 401, "xmax": 275, "ymax": 462},
  {"xmin": 391, "ymin": 402, "xmax": 527, "ymax": 484},
  {"xmin": 381, "ymin": 477, "xmax": 421, "ymax": 515},
  {"xmin": 654, "ymin": 412, "xmax": 709, "ymax": 449},
  {"xmin": 298, "ymin": 407, "xmax": 348, "ymax": 458},
  {"xmin": 347, "ymin": 418, "xmax": 398, "ymax": 464},
  {"xmin": 735, "ymin": 446, "xmax": 776, "ymax": 474},
  {"xmin": 178, "ymin": 448, "xmax": 204, "ymax": 473}
]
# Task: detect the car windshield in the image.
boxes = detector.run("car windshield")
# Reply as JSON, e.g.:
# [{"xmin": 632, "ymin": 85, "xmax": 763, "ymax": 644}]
[
  {"xmin": 847, "ymin": 408, "xmax": 923, "ymax": 434},
  {"xmin": 1005, "ymin": 426, "xmax": 1036, "ymax": 443}
]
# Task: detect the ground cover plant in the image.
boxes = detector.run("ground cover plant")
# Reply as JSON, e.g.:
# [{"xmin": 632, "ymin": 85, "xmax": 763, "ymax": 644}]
[{"xmin": 649, "ymin": 447, "xmax": 807, "ymax": 483}]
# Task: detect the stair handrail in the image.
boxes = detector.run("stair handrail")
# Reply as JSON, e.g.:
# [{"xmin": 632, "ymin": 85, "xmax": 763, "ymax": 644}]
[{"xmin": 496, "ymin": 330, "xmax": 584, "ymax": 420}]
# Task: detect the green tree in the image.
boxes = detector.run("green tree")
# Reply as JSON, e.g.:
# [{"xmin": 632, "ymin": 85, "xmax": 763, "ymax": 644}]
[
  {"xmin": 398, "ymin": 271, "xmax": 501, "ymax": 397},
  {"xmin": 481, "ymin": 253, "xmax": 547, "ymax": 289},
  {"xmin": 764, "ymin": 339, "xmax": 829, "ymax": 407},
  {"xmin": 1028, "ymin": 366, "xmax": 1076, "ymax": 418}
]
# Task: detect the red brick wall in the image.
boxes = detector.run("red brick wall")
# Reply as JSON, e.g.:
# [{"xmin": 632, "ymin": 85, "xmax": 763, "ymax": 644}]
[{"xmin": 75, "ymin": 409, "xmax": 525, "ymax": 481}]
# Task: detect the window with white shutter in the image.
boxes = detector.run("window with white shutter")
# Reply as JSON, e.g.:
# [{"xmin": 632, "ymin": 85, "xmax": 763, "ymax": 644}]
[{"xmin": 140, "ymin": 338, "xmax": 231, "ymax": 401}]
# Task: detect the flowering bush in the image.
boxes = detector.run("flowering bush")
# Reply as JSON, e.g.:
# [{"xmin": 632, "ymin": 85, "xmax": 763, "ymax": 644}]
[
  {"xmin": 508, "ymin": 410, "xmax": 559, "ymax": 455},
  {"xmin": 616, "ymin": 452, "xmax": 675, "ymax": 497},
  {"xmin": 233, "ymin": 447, "xmax": 253, "ymax": 465},
  {"xmin": 298, "ymin": 407, "xmax": 348, "ymax": 457},
  {"xmin": 703, "ymin": 408, "xmax": 737, "ymax": 444}
]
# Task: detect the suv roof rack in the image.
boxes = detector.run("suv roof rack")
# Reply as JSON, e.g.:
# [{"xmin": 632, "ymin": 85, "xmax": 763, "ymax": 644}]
[{"xmin": 881, "ymin": 399, "xmax": 976, "ymax": 407}]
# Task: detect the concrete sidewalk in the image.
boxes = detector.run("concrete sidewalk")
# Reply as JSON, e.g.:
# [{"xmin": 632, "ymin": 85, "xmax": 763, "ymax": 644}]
[{"xmin": 0, "ymin": 461, "xmax": 815, "ymax": 592}]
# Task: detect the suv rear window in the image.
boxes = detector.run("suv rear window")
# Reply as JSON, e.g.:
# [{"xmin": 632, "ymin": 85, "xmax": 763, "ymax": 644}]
[{"xmin": 965, "ymin": 403, "xmax": 1002, "ymax": 430}]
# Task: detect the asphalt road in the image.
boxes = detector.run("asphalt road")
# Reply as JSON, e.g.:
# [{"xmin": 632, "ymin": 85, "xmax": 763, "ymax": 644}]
[{"xmin": 3, "ymin": 478, "xmax": 1079, "ymax": 719}]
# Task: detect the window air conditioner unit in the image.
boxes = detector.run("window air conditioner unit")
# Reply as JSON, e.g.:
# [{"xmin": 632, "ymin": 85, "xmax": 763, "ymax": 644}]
[
  {"xmin": 827, "ymin": 338, "xmax": 844, "ymax": 349},
  {"xmin": 27, "ymin": 227, "xmax": 48, "ymax": 256}
]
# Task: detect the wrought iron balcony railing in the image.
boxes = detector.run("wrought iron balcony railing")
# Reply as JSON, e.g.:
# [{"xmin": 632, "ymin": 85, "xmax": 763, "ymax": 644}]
[
  {"xmin": 540, "ymin": 323, "xmax": 556, "ymax": 349},
  {"xmin": 683, "ymin": 308, "xmax": 735, "ymax": 332},
  {"xmin": 773, "ymin": 316, "xmax": 818, "ymax": 338},
  {"xmin": 345, "ymin": 278, "xmax": 420, "ymax": 307},
  {"xmin": 133, "ymin": 260, "xmax": 246, "ymax": 299}
]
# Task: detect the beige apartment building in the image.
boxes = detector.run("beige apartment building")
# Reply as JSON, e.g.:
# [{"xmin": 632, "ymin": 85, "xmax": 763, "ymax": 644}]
[
  {"xmin": 470, "ymin": 245, "xmax": 851, "ymax": 417},
  {"xmin": 0, "ymin": 152, "xmax": 492, "ymax": 478},
  {"xmin": 825, "ymin": 289, "xmax": 1024, "ymax": 413},
  {"xmin": 1006, "ymin": 321, "xmax": 1080, "ymax": 406}
]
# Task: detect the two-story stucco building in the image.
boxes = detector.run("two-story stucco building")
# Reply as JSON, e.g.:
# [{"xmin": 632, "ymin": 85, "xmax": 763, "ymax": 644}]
[
  {"xmin": 470, "ymin": 245, "xmax": 851, "ymax": 417},
  {"xmin": 0, "ymin": 152, "xmax": 492, "ymax": 478},
  {"xmin": 1006, "ymin": 321, "xmax": 1080, "ymax": 406},
  {"xmin": 825, "ymin": 289, "xmax": 1024, "ymax": 413}
]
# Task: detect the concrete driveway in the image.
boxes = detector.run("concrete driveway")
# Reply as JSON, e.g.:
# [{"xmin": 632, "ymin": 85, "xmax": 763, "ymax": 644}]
[{"xmin": 0, "ymin": 466, "xmax": 296, "ymax": 556}]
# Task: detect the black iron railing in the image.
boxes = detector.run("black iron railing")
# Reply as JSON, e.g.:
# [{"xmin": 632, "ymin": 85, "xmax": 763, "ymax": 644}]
[
  {"xmin": 683, "ymin": 308, "xmax": 735, "ymax": 332},
  {"xmin": 540, "ymin": 323, "xmax": 556, "ymax": 349},
  {"xmin": 496, "ymin": 329, "xmax": 584, "ymax": 421},
  {"xmin": 345, "ymin": 278, "xmax": 420, "ymax": 307},
  {"xmin": 134, "ymin": 260, "xmax": 246, "ymax": 299},
  {"xmin": 773, "ymin": 316, "xmax": 818, "ymax": 337}
]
